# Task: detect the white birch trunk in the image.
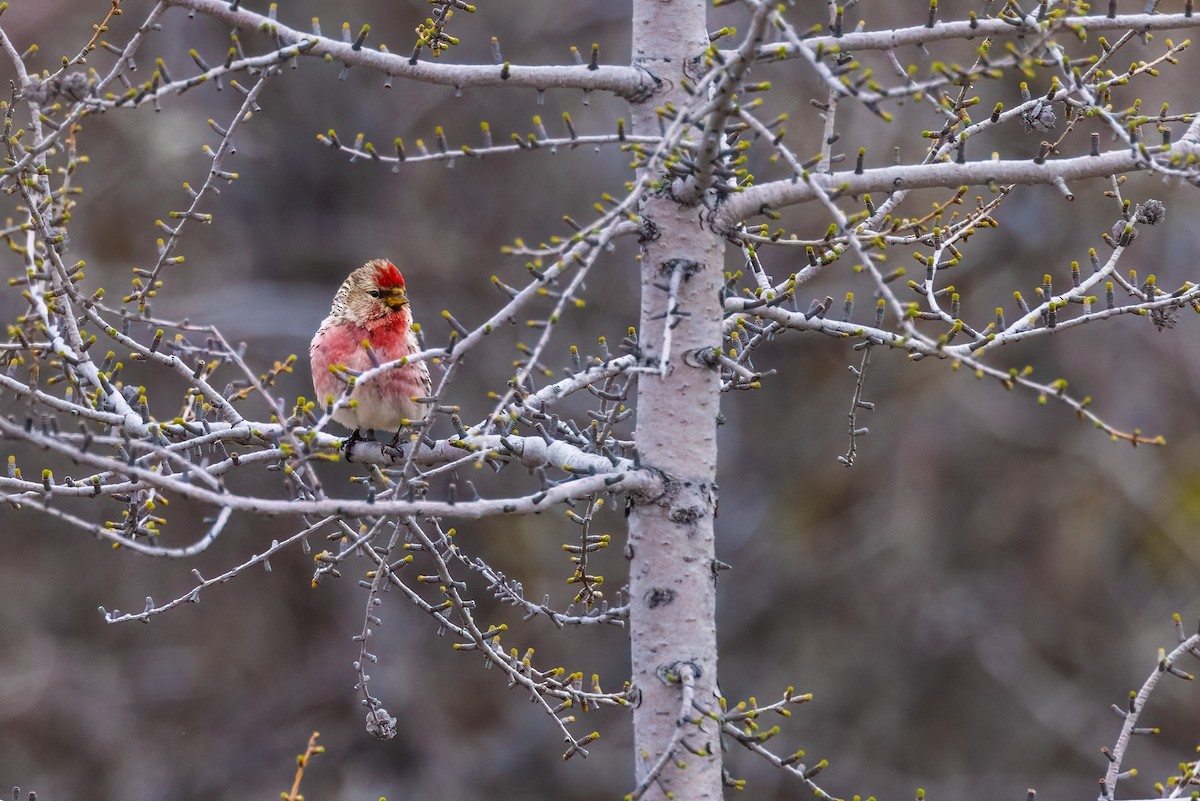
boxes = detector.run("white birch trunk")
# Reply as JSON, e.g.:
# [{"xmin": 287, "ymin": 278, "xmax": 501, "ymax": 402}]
[{"xmin": 628, "ymin": 1, "xmax": 726, "ymax": 798}]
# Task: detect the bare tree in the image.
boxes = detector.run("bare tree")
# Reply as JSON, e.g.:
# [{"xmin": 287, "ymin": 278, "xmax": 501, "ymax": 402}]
[{"xmin": 2, "ymin": 0, "xmax": 1200, "ymax": 798}]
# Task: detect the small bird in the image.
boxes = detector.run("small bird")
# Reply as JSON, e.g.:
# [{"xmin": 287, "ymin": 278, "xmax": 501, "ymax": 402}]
[{"xmin": 310, "ymin": 259, "xmax": 432, "ymax": 440}]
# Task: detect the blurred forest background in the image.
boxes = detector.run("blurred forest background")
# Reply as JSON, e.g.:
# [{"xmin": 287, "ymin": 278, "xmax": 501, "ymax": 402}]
[{"xmin": 2, "ymin": 1, "xmax": 1200, "ymax": 799}]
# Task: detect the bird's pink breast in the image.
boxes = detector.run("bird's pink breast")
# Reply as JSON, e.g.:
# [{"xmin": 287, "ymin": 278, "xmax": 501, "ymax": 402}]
[{"xmin": 310, "ymin": 314, "xmax": 428, "ymax": 429}]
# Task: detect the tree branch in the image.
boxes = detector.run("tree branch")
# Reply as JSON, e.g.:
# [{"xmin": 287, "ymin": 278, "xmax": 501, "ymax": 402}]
[
  {"xmin": 755, "ymin": 12, "xmax": 1200, "ymax": 60},
  {"xmin": 160, "ymin": 0, "xmax": 649, "ymax": 97},
  {"xmin": 717, "ymin": 146, "xmax": 1197, "ymax": 226}
]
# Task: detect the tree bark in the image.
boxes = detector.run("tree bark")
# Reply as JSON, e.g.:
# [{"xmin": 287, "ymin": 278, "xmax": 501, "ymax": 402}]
[{"xmin": 628, "ymin": 2, "xmax": 726, "ymax": 798}]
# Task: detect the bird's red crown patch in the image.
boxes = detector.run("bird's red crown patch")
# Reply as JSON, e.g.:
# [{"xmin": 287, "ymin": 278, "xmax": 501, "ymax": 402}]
[{"xmin": 370, "ymin": 259, "xmax": 405, "ymax": 288}]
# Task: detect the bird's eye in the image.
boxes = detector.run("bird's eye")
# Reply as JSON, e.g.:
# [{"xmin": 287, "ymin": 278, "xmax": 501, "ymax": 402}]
[{"xmin": 367, "ymin": 290, "xmax": 381, "ymax": 298}]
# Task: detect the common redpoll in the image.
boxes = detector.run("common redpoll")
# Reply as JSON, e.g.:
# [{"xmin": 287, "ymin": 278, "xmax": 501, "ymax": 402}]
[{"xmin": 310, "ymin": 259, "xmax": 432, "ymax": 436}]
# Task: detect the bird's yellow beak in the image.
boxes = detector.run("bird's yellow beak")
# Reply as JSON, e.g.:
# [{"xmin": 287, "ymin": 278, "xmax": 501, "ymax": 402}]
[{"xmin": 382, "ymin": 290, "xmax": 409, "ymax": 309}]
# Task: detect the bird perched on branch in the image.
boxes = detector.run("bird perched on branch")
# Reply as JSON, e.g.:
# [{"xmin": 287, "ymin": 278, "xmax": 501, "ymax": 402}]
[{"xmin": 310, "ymin": 258, "xmax": 432, "ymax": 440}]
